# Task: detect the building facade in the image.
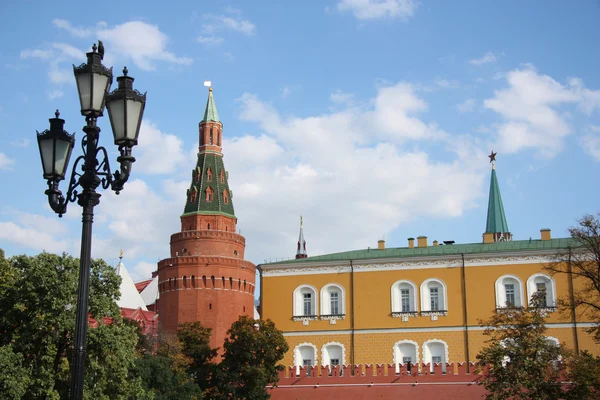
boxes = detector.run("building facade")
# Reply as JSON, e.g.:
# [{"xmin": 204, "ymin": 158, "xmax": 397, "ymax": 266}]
[
  {"xmin": 157, "ymin": 88, "xmax": 256, "ymax": 349},
  {"xmin": 259, "ymin": 158, "xmax": 597, "ymax": 369}
]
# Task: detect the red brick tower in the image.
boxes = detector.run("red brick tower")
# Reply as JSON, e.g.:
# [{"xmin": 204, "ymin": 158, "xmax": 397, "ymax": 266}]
[{"xmin": 157, "ymin": 87, "xmax": 256, "ymax": 350}]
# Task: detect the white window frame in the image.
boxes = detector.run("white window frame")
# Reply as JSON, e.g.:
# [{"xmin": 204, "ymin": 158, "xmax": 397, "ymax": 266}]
[
  {"xmin": 526, "ymin": 274, "xmax": 556, "ymax": 309},
  {"xmin": 420, "ymin": 279, "xmax": 448, "ymax": 316},
  {"xmin": 320, "ymin": 283, "xmax": 345, "ymax": 316},
  {"xmin": 495, "ymin": 275, "xmax": 525, "ymax": 309},
  {"xmin": 391, "ymin": 280, "xmax": 418, "ymax": 314},
  {"xmin": 422, "ymin": 339, "xmax": 449, "ymax": 373},
  {"xmin": 293, "ymin": 285, "xmax": 318, "ymax": 317},
  {"xmin": 392, "ymin": 339, "xmax": 419, "ymax": 373},
  {"xmin": 293, "ymin": 343, "xmax": 318, "ymax": 375},
  {"xmin": 321, "ymin": 342, "xmax": 346, "ymax": 368}
]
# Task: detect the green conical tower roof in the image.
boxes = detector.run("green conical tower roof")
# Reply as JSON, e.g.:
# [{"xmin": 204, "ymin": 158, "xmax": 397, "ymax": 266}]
[
  {"xmin": 485, "ymin": 166, "xmax": 509, "ymax": 234},
  {"xmin": 202, "ymin": 88, "xmax": 220, "ymax": 123},
  {"xmin": 182, "ymin": 152, "xmax": 235, "ymax": 218},
  {"xmin": 183, "ymin": 88, "xmax": 234, "ymax": 218}
]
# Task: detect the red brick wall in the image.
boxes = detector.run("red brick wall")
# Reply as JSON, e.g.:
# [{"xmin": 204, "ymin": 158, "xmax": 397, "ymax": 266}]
[{"xmin": 158, "ymin": 213, "xmax": 256, "ymax": 350}]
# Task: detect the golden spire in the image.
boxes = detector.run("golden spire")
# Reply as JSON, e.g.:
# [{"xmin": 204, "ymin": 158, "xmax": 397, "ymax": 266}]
[
  {"xmin": 300, "ymin": 215, "xmax": 303, "ymax": 228},
  {"xmin": 119, "ymin": 249, "xmax": 123, "ymax": 260}
]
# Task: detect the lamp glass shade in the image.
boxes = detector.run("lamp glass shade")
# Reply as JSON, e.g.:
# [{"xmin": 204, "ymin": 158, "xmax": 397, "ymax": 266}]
[
  {"xmin": 75, "ymin": 71, "xmax": 111, "ymax": 116},
  {"xmin": 37, "ymin": 128, "xmax": 75, "ymax": 180},
  {"xmin": 107, "ymin": 97, "xmax": 143, "ymax": 145},
  {"xmin": 106, "ymin": 70, "xmax": 146, "ymax": 147}
]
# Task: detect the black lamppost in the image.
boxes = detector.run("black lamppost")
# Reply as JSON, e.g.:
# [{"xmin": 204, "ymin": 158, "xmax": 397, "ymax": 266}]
[{"xmin": 36, "ymin": 43, "xmax": 146, "ymax": 400}]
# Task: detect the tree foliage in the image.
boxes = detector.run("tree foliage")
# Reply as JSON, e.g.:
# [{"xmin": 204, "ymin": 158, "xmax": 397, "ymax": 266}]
[
  {"xmin": 0, "ymin": 250, "xmax": 148, "ymax": 399},
  {"xmin": 546, "ymin": 213, "xmax": 600, "ymax": 342},
  {"xmin": 209, "ymin": 316, "xmax": 289, "ymax": 400},
  {"xmin": 476, "ymin": 293, "xmax": 566, "ymax": 400}
]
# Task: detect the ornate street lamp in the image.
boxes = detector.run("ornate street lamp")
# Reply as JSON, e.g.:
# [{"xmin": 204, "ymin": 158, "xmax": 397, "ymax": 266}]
[{"xmin": 36, "ymin": 42, "xmax": 146, "ymax": 400}]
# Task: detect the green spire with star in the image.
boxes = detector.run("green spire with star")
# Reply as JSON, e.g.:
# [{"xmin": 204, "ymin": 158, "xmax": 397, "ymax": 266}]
[
  {"xmin": 202, "ymin": 87, "xmax": 220, "ymax": 123},
  {"xmin": 485, "ymin": 151, "xmax": 510, "ymax": 235}
]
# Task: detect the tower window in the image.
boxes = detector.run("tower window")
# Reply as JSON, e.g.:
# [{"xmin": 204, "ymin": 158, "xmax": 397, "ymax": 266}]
[
  {"xmin": 206, "ymin": 168, "xmax": 213, "ymax": 181},
  {"xmin": 223, "ymin": 190, "xmax": 229, "ymax": 204},
  {"xmin": 205, "ymin": 186, "xmax": 214, "ymax": 202},
  {"xmin": 220, "ymin": 170, "xmax": 225, "ymax": 183},
  {"xmin": 189, "ymin": 188, "xmax": 197, "ymax": 203},
  {"xmin": 209, "ymin": 303, "xmax": 212, "ymax": 310},
  {"xmin": 209, "ymin": 128, "xmax": 213, "ymax": 145}
]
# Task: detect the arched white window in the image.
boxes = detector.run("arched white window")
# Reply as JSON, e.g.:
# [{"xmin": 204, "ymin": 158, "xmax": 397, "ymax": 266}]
[
  {"xmin": 495, "ymin": 275, "xmax": 524, "ymax": 308},
  {"xmin": 294, "ymin": 343, "xmax": 318, "ymax": 375},
  {"xmin": 420, "ymin": 279, "xmax": 447, "ymax": 313},
  {"xmin": 320, "ymin": 284, "xmax": 345, "ymax": 316},
  {"xmin": 393, "ymin": 340, "xmax": 419, "ymax": 373},
  {"xmin": 293, "ymin": 285, "xmax": 318, "ymax": 317},
  {"xmin": 526, "ymin": 274, "xmax": 556, "ymax": 308},
  {"xmin": 391, "ymin": 280, "xmax": 418, "ymax": 313},
  {"xmin": 423, "ymin": 339, "xmax": 448, "ymax": 373},
  {"xmin": 321, "ymin": 342, "xmax": 346, "ymax": 368}
]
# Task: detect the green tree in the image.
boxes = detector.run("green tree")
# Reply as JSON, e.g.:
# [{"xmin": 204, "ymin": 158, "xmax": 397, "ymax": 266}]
[
  {"xmin": 0, "ymin": 344, "xmax": 31, "ymax": 399},
  {"xmin": 134, "ymin": 354, "xmax": 202, "ymax": 400},
  {"xmin": 178, "ymin": 322, "xmax": 218, "ymax": 391},
  {"xmin": 0, "ymin": 251, "xmax": 148, "ymax": 399},
  {"xmin": 476, "ymin": 293, "xmax": 566, "ymax": 400},
  {"xmin": 210, "ymin": 316, "xmax": 288, "ymax": 400},
  {"xmin": 546, "ymin": 213, "xmax": 600, "ymax": 342},
  {"xmin": 564, "ymin": 351, "xmax": 600, "ymax": 400}
]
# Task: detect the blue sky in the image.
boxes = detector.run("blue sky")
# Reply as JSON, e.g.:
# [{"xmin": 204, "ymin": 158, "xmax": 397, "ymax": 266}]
[{"xmin": 1, "ymin": 0, "xmax": 599, "ymax": 281}]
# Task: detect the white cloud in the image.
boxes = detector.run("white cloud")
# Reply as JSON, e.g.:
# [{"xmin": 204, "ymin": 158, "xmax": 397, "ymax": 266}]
[
  {"xmin": 98, "ymin": 21, "xmax": 192, "ymax": 71},
  {"xmin": 201, "ymin": 13, "xmax": 256, "ymax": 36},
  {"xmin": 581, "ymin": 125, "xmax": 600, "ymax": 161},
  {"xmin": 0, "ymin": 220, "xmax": 72, "ymax": 254},
  {"xmin": 470, "ymin": 51, "xmax": 497, "ymax": 66},
  {"xmin": 280, "ymin": 85, "xmax": 301, "ymax": 99},
  {"xmin": 47, "ymin": 89, "xmax": 64, "ymax": 100},
  {"xmin": 197, "ymin": 36, "xmax": 225, "ymax": 46},
  {"xmin": 456, "ymin": 98, "xmax": 476, "ymax": 113},
  {"xmin": 0, "ymin": 153, "xmax": 15, "ymax": 170},
  {"xmin": 134, "ymin": 120, "xmax": 189, "ymax": 174},
  {"xmin": 52, "ymin": 18, "xmax": 91, "ymax": 37},
  {"xmin": 330, "ymin": 90, "xmax": 356, "ymax": 106},
  {"xmin": 230, "ymin": 84, "xmax": 486, "ymax": 261},
  {"xmin": 20, "ymin": 48, "xmax": 52, "ymax": 60},
  {"xmin": 483, "ymin": 65, "xmax": 597, "ymax": 157},
  {"xmin": 435, "ymin": 77, "xmax": 460, "ymax": 89},
  {"xmin": 337, "ymin": 0, "xmax": 418, "ymax": 20},
  {"xmin": 10, "ymin": 138, "xmax": 30, "ymax": 148}
]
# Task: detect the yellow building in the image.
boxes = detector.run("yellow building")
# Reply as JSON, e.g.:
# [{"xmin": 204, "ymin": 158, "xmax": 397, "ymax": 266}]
[{"xmin": 258, "ymin": 156, "xmax": 597, "ymax": 370}]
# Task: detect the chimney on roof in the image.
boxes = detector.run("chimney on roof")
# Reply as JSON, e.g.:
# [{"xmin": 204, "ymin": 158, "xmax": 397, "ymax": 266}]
[
  {"xmin": 408, "ymin": 238, "xmax": 415, "ymax": 249},
  {"xmin": 378, "ymin": 240, "xmax": 385, "ymax": 250},
  {"xmin": 541, "ymin": 229, "xmax": 551, "ymax": 241},
  {"xmin": 433, "ymin": 240, "xmax": 438, "ymax": 246},
  {"xmin": 483, "ymin": 232, "xmax": 494, "ymax": 244},
  {"xmin": 417, "ymin": 236, "xmax": 428, "ymax": 248}
]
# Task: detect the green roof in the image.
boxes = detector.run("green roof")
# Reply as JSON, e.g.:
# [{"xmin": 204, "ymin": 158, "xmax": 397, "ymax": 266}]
[
  {"xmin": 202, "ymin": 89, "xmax": 220, "ymax": 123},
  {"xmin": 486, "ymin": 168, "xmax": 510, "ymax": 234},
  {"xmin": 183, "ymin": 151, "xmax": 235, "ymax": 217},
  {"xmin": 262, "ymin": 238, "xmax": 577, "ymax": 265}
]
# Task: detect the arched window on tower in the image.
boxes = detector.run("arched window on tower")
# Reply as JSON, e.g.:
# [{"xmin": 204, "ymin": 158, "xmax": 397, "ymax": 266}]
[
  {"xmin": 205, "ymin": 186, "xmax": 214, "ymax": 202},
  {"xmin": 209, "ymin": 128, "xmax": 213, "ymax": 145},
  {"xmin": 220, "ymin": 170, "xmax": 225, "ymax": 183},
  {"xmin": 200, "ymin": 128, "xmax": 204, "ymax": 145},
  {"xmin": 189, "ymin": 188, "xmax": 197, "ymax": 203},
  {"xmin": 223, "ymin": 190, "xmax": 229, "ymax": 204},
  {"xmin": 206, "ymin": 167, "xmax": 213, "ymax": 181}
]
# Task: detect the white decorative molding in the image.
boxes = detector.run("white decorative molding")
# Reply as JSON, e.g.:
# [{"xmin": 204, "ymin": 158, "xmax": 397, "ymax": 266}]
[
  {"xmin": 495, "ymin": 274, "xmax": 525, "ymax": 308},
  {"xmin": 321, "ymin": 341, "xmax": 346, "ymax": 367},
  {"xmin": 420, "ymin": 310, "xmax": 448, "ymax": 321},
  {"xmin": 392, "ymin": 339, "xmax": 420, "ymax": 366},
  {"xmin": 391, "ymin": 311, "xmax": 418, "ymax": 322},
  {"xmin": 261, "ymin": 254, "xmax": 556, "ymax": 277},
  {"xmin": 422, "ymin": 339, "xmax": 449, "ymax": 370},
  {"xmin": 293, "ymin": 342, "xmax": 318, "ymax": 367},
  {"xmin": 320, "ymin": 283, "xmax": 346, "ymax": 316},
  {"xmin": 292, "ymin": 315, "xmax": 319, "ymax": 325},
  {"xmin": 320, "ymin": 314, "xmax": 345, "ymax": 321}
]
